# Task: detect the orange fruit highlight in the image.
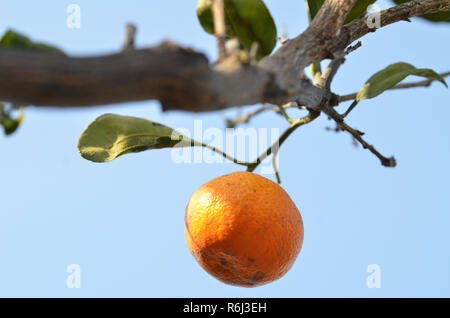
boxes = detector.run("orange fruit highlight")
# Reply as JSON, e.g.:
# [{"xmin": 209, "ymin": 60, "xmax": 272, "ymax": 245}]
[{"xmin": 185, "ymin": 171, "xmax": 304, "ymax": 287}]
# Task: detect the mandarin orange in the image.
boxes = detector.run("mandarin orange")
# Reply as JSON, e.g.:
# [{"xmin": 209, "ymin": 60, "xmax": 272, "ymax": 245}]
[{"xmin": 185, "ymin": 171, "xmax": 304, "ymax": 287}]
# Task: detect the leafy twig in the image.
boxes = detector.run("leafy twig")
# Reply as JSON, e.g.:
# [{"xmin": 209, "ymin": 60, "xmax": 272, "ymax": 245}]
[{"xmin": 339, "ymin": 71, "xmax": 450, "ymax": 103}]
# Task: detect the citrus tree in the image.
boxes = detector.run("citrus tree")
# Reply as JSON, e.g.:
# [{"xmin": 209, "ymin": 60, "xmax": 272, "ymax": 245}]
[
  {"xmin": 0, "ymin": 0, "xmax": 449, "ymax": 290},
  {"xmin": 0, "ymin": 0, "xmax": 448, "ymax": 182}
]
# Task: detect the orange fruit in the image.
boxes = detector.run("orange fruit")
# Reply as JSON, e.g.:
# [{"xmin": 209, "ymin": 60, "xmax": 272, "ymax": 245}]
[{"xmin": 184, "ymin": 171, "xmax": 304, "ymax": 287}]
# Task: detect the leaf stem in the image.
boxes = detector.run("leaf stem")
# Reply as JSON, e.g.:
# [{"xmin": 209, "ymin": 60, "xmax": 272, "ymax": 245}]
[
  {"xmin": 195, "ymin": 141, "xmax": 254, "ymax": 168},
  {"xmin": 272, "ymin": 145, "xmax": 281, "ymax": 184},
  {"xmin": 196, "ymin": 110, "xmax": 320, "ymax": 175},
  {"xmin": 342, "ymin": 100, "xmax": 358, "ymax": 118}
]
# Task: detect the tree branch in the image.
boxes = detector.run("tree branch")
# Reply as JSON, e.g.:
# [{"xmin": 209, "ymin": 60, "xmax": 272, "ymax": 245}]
[
  {"xmin": 226, "ymin": 102, "xmax": 303, "ymax": 128},
  {"xmin": 333, "ymin": 0, "xmax": 450, "ymax": 51},
  {"xmin": 322, "ymin": 105, "xmax": 396, "ymax": 167},
  {"xmin": 0, "ymin": 42, "xmax": 282, "ymax": 111},
  {"xmin": 0, "ymin": 0, "xmax": 447, "ymax": 112},
  {"xmin": 340, "ymin": 121, "xmax": 397, "ymax": 167},
  {"xmin": 259, "ymin": 0, "xmax": 357, "ymax": 87},
  {"xmin": 315, "ymin": 56, "xmax": 346, "ymax": 89}
]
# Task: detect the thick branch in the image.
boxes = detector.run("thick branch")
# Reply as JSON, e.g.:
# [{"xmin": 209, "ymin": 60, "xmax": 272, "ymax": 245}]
[
  {"xmin": 0, "ymin": 0, "xmax": 447, "ymax": 112},
  {"xmin": 0, "ymin": 42, "xmax": 284, "ymax": 111},
  {"xmin": 259, "ymin": 0, "xmax": 357, "ymax": 86}
]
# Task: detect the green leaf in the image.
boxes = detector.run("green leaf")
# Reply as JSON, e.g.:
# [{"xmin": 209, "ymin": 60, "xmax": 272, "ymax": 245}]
[
  {"xmin": 306, "ymin": 0, "xmax": 324, "ymax": 21},
  {"xmin": 0, "ymin": 104, "xmax": 24, "ymax": 136},
  {"xmin": 346, "ymin": 0, "xmax": 377, "ymax": 23},
  {"xmin": 0, "ymin": 29, "xmax": 65, "ymax": 54},
  {"xmin": 306, "ymin": 0, "xmax": 376, "ymax": 23},
  {"xmin": 196, "ymin": 0, "xmax": 277, "ymax": 60},
  {"xmin": 77, "ymin": 114, "xmax": 194, "ymax": 163},
  {"xmin": 197, "ymin": 0, "xmax": 215, "ymax": 34},
  {"xmin": 356, "ymin": 62, "xmax": 448, "ymax": 102},
  {"xmin": 391, "ymin": 0, "xmax": 450, "ymax": 23},
  {"xmin": 2, "ymin": 118, "xmax": 21, "ymax": 135}
]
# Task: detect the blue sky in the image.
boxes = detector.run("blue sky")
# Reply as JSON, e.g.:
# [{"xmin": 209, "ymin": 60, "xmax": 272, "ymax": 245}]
[{"xmin": 0, "ymin": 0, "xmax": 449, "ymax": 297}]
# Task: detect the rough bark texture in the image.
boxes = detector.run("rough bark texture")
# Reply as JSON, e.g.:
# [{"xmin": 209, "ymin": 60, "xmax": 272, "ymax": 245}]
[
  {"xmin": 0, "ymin": 0, "xmax": 448, "ymax": 111},
  {"xmin": 337, "ymin": 0, "xmax": 450, "ymax": 48}
]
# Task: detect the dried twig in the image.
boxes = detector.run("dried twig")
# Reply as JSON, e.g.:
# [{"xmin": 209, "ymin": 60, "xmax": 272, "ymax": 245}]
[
  {"xmin": 333, "ymin": 41, "xmax": 362, "ymax": 60},
  {"xmin": 340, "ymin": 121, "xmax": 396, "ymax": 167},
  {"xmin": 322, "ymin": 105, "xmax": 396, "ymax": 167},
  {"xmin": 226, "ymin": 103, "xmax": 299, "ymax": 128},
  {"xmin": 121, "ymin": 23, "xmax": 137, "ymax": 51}
]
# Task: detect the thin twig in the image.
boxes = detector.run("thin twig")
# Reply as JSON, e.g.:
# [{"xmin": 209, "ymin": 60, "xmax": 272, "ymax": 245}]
[
  {"xmin": 192, "ymin": 111, "xmax": 321, "ymax": 173},
  {"xmin": 340, "ymin": 121, "xmax": 396, "ymax": 167},
  {"xmin": 226, "ymin": 103, "xmax": 299, "ymax": 128},
  {"xmin": 316, "ymin": 55, "xmax": 346, "ymax": 89},
  {"xmin": 276, "ymin": 104, "xmax": 295, "ymax": 124},
  {"xmin": 247, "ymin": 111, "xmax": 321, "ymax": 172},
  {"xmin": 342, "ymin": 100, "xmax": 359, "ymax": 118},
  {"xmin": 333, "ymin": 41, "xmax": 362, "ymax": 60},
  {"xmin": 212, "ymin": 0, "xmax": 227, "ymax": 62},
  {"xmin": 338, "ymin": 93, "xmax": 358, "ymax": 103},
  {"xmin": 272, "ymin": 145, "xmax": 281, "ymax": 184},
  {"xmin": 122, "ymin": 23, "xmax": 137, "ymax": 51},
  {"xmin": 322, "ymin": 105, "xmax": 396, "ymax": 167}
]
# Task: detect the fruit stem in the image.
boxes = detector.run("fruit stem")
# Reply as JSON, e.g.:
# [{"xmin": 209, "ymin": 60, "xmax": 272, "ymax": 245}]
[{"xmin": 194, "ymin": 111, "xmax": 320, "ymax": 177}]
